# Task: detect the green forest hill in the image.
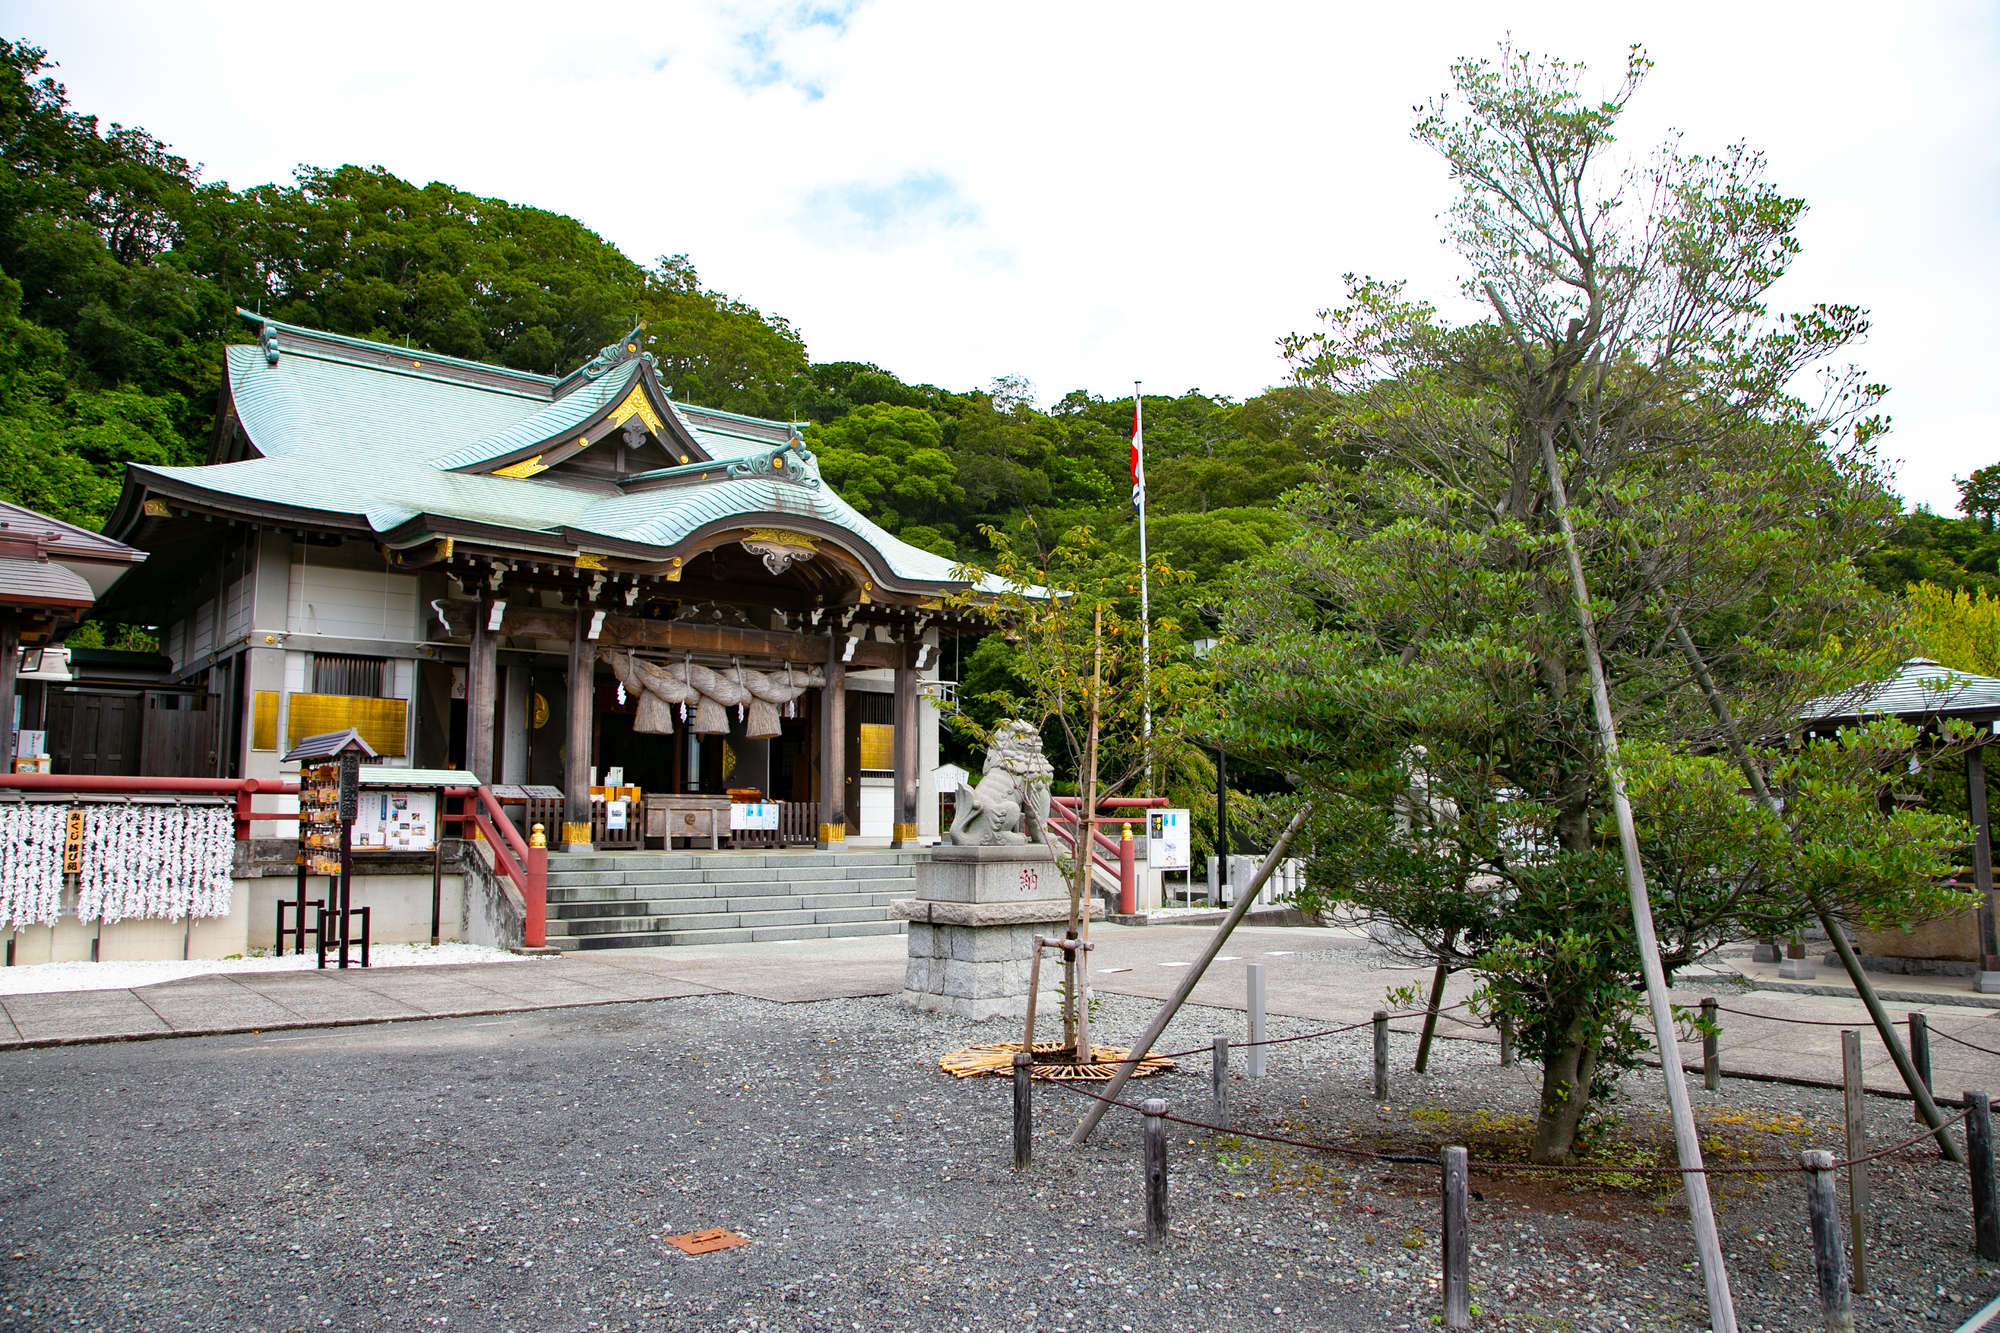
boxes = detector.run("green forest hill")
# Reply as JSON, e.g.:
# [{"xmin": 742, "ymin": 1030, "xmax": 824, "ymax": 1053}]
[{"xmin": 0, "ymin": 36, "xmax": 1991, "ymax": 643}]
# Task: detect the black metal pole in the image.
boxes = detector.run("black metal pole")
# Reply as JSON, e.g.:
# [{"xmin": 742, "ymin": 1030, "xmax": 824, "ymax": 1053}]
[
  {"xmin": 1215, "ymin": 746, "xmax": 1227, "ymax": 901},
  {"xmin": 1012, "ymin": 1051, "xmax": 1032, "ymax": 1171},
  {"xmin": 338, "ymin": 815, "xmax": 352, "ymax": 969}
]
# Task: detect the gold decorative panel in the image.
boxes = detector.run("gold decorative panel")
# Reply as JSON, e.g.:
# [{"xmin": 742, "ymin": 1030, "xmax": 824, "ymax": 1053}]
[
  {"xmin": 493, "ymin": 454, "xmax": 546, "ymax": 478},
  {"xmin": 252, "ymin": 691, "xmax": 279, "ymax": 751},
  {"xmin": 859, "ymin": 723, "xmax": 895, "ymax": 772},
  {"xmin": 286, "ymin": 694, "xmax": 408, "ymax": 757},
  {"xmin": 608, "ymin": 386, "xmax": 666, "ymax": 436}
]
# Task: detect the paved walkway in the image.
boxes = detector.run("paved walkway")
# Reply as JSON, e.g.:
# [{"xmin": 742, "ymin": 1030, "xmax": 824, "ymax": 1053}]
[{"xmin": 3, "ymin": 924, "xmax": 1997, "ymax": 1100}]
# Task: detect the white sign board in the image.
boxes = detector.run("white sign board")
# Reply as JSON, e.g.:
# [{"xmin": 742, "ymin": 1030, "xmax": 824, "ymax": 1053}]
[
  {"xmin": 1147, "ymin": 808, "xmax": 1192, "ymax": 872},
  {"xmin": 605, "ymin": 799, "xmax": 627, "ymax": 831},
  {"xmin": 730, "ymin": 802, "xmax": 780, "ymax": 831},
  {"xmin": 353, "ymin": 789, "xmax": 438, "ymax": 852}
]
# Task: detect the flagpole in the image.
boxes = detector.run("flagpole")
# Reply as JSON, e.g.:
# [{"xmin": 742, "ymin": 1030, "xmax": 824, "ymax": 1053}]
[{"xmin": 1134, "ymin": 382, "xmax": 1152, "ymax": 795}]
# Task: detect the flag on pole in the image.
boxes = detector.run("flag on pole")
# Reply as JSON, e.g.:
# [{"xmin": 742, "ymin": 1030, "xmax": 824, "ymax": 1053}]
[{"xmin": 1129, "ymin": 399, "xmax": 1145, "ymax": 512}]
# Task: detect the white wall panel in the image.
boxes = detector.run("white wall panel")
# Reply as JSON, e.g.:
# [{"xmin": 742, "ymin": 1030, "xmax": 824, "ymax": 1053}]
[{"xmin": 287, "ymin": 557, "xmax": 420, "ymax": 641}]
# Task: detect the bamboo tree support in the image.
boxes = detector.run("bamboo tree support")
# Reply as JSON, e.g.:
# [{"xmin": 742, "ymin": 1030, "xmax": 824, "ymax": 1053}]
[
  {"xmin": 1069, "ymin": 806, "xmax": 1312, "ymax": 1146},
  {"xmin": 1665, "ymin": 615, "xmax": 1963, "ymax": 1163},
  {"xmin": 1442, "ymin": 1145, "xmax": 1471, "ymax": 1329},
  {"xmin": 1911, "ymin": 1013, "xmax": 1932, "ymax": 1124},
  {"xmin": 1013, "ymin": 1051, "xmax": 1033, "ymax": 1171},
  {"xmin": 1069, "ymin": 606, "xmax": 1103, "ymax": 1065},
  {"xmin": 1414, "ymin": 960, "xmax": 1450, "ymax": 1073},
  {"xmin": 1533, "ymin": 423, "xmax": 1737, "ymax": 1331}
]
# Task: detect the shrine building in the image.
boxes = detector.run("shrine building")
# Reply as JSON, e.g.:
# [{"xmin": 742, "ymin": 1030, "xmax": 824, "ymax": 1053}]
[{"xmin": 94, "ymin": 313, "xmax": 986, "ymax": 858}]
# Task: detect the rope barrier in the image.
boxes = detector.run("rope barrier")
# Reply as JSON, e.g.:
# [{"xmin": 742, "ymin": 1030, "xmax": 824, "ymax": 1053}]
[
  {"xmin": 1045, "ymin": 1073, "xmax": 1971, "ymax": 1177},
  {"xmin": 1148, "ymin": 998, "xmax": 1479, "ymax": 1061},
  {"xmin": 1928, "ymin": 1027, "xmax": 2000, "ymax": 1059}
]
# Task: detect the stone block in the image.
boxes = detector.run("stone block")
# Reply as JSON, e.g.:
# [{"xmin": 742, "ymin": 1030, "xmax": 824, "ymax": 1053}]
[
  {"xmin": 906, "ymin": 922, "xmax": 936, "ymax": 959},
  {"xmin": 912, "ymin": 844, "xmax": 1064, "ymax": 905},
  {"xmin": 904, "ymin": 954, "xmax": 938, "ymax": 995},
  {"xmin": 947, "ymin": 922, "xmax": 1037, "ymax": 963},
  {"xmin": 941, "ymin": 958, "xmax": 1012, "ymax": 1000}
]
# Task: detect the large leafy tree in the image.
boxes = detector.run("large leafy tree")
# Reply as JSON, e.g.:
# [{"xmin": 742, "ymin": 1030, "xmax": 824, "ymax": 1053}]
[{"xmin": 1219, "ymin": 44, "xmax": 1967, "ymax": 1163}]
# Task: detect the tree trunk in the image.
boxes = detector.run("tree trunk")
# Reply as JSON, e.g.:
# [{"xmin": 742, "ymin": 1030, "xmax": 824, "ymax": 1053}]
[{"xmin": 1531, "ymin": 1014, "xmax": 1600, "ymax": 1164}]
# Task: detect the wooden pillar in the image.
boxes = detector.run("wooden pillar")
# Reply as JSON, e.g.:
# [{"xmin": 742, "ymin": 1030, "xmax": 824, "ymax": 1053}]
[
  {"xmin": 892, "ymin": 643, "xmax": 920, "ymax": 847},
  {"xmin": 562, "ymin": 607, "xmax": 596, "ymax": 853},
  {"xmin": 1972, "ymin": 745, "xmax": 1999, "ymax": 972},
  {"xmin": 818, "ymin": 629, "xmax": 846, "ymax": 848},
  {"xmin": 0, "ymin": 617, "xmax": 18, "ymax": 774},
  {"xmin": 465, "ymin": 593, "xmax": 498, "ymax": 784}
]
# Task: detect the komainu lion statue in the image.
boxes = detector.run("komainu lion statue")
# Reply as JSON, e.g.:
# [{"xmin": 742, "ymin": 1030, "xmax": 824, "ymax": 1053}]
[{"xmin": 947, "ymin": 719, "xmax": 1054, "ymax": 847}]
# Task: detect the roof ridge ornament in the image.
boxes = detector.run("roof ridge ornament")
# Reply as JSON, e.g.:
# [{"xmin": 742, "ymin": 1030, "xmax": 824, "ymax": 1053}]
[
  {"xmin": 724, "ymin": 431, "xmax": 820, "ymax": 488},
  {"xmin": 259, "ymin": 321, "xmax": 280, "ymax": 366},
  {"xmin": 574, "ymin": 323, "xmax": 654, "ymax": 382}
]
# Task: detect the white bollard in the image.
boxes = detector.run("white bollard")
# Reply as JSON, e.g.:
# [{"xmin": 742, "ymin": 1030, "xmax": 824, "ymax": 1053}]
[{"xmin": 1246, "ymin": 962, "xmax": 1267, "ymax": 1077}]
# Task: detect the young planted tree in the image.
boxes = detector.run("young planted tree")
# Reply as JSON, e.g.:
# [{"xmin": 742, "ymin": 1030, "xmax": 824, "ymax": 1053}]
[
  {"xmin": 1220, "ymin": 43, "xmax": 1962, "ymax": 1171},
  {"xmin": 945, "ymin": 527, "xmax": 1214, "ymax": 1049}
]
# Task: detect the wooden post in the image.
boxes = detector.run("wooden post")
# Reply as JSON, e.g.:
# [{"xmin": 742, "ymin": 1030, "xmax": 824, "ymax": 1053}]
[
  {"xmin": 1414, "ymin": 961, "xmax": 1449, "ymax": 1073},
  {"xmin": 0, "ymin": 617, "xmax": 17, "ymax": 775},
  {"xmin": 1969, "ymin": 1090, "xmax": 2000, "ymax": 1262},
  {"xmin": 1702, "ymin": 996, "xmax": 1720, "ymax": 1093},
  {"xmin": 1245, "ymin": 962, "xmax": 1268, "ymax": 1077},
  {"xmin": 1910, "ymin": 1013, "xmax": 1932, "ymax": 1124},
  {"xmin": 1142, "ymin": 1098, "xmax": 1168, "ymax": 1246},
  {"xmin": 562, "ymin": 607, "xmax": 595, "ymax": 853},
  {"xmin": 1023, "ymin": 937, "xmax": 1044, "ymax": 1051},
  {"xmin": 1801, "ymin": 1149, "xmax": 1854, "ymax": 1333},
  {"xmin": 1840, "ymin": 1030, "xmax": 1868, "ymax": 1294},
  {"xmin": 1211, "ymin": 1036, "xmax": 1228, "ymax": 1126},
  {"xmin": 466, "ymin": 592, "xmax": 498, "ymax": 784},
  {"xmin": 1373, "ymin": 1010, "xmax": 1390, "ymax": 1102},
  {"xmin": 1973, "ymin": 746, "xmax": 2000, "ymax": 972},
  {"xmin": 818, "ymin": 630, "xmax": 846, "ymax": 848},
  {"xmin": 1441, "ymin": 1144, "xmax": 1470, "ymax": 1329},
  {"xmin": 891, "ymin": 644, "xmax": 919, "ymax": 848},
  {"xmin": 1498, "ymin": 1015, "xmax": 1514, "ymax": 1067},
  {"xmin": 1012, "ymin": 1051, "xmax": 1032, "ymax": 1171}
]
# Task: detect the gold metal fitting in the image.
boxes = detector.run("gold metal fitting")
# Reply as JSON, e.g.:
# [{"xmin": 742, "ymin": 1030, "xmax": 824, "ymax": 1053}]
[
  {"xmin": 529, "ymin": 823, "xmax": 547, "ymax": 849},
  {"xmin": 561, "ymin": 821, "xmax": 591, "ymax": 845}
]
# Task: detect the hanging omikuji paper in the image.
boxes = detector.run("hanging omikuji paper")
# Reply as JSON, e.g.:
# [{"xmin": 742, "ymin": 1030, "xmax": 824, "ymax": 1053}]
[
  {"xmin": 0, "ymin": 803, "xmax": 67, "ymax": 930},
  {"xmin": 75, "ymin": 806, "xmax": 235, "ymax": 924}
]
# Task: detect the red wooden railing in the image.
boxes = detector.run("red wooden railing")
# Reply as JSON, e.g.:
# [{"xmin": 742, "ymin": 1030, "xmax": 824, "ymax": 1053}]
[
  {"xmin": 0, "ymin": 774, "xmax": 549, "ymax": 950},
  {"xmin": 1046, "ymin": 796, "xmax": 1167, "ymax": 910}
]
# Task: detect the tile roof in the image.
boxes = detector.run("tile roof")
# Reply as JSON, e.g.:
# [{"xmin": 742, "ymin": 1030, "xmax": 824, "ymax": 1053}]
[
  {"xmin": 1800, "ymin": 658, "xmax": 2000, "ymax": 722},
  {"xmin": 0, "ymin": 556, "xmax": 97, "ymax": 609},
  {"xmin": 131, "ymin": 319, "xmax": 970, "ymax": 589}
]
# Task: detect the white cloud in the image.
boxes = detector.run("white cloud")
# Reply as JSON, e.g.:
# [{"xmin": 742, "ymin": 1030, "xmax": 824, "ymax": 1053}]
[{"xmin": 13, "ymin": 0, "xmax": 1997, "ymax": 509}]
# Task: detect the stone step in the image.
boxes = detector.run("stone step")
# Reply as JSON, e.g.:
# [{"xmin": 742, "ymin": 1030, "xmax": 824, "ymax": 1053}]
[
  {"xmin": 548, "ymin": 850, "xmax": 924, "ymax": 873},
  {"xmin": 551, "ymin": 889, "xmax": 911, "ymax": 921},
  {"xmin": 547, "ymin": 875, "xmax": 918, "ymax": 905},
  {"xmin": 549, "ymin": 917, "xmax": 907, "ymax": 951},
  {"xmin": 548, "ymin": 900, "xmax": 899, "ymax": 937},
  {"xmin": 544, "ymin": 863, "xmax": 919, "ymax": 889}
]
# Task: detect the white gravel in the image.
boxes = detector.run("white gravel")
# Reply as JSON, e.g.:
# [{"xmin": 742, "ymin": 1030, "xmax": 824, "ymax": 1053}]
[{"xmin": 0, "ymin": 941, "xmax": 526, "ymax": 994}]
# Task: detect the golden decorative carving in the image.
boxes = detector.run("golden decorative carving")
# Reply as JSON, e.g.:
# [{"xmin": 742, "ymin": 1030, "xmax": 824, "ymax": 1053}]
[
  {"xmin": 142, "ymin": 498, "xmax": 171, "ymax": 517},
  {"xmin": 741, "ymin": 528, "xmax": 818, "ymax": 549},
  {"xmin": 665, "ymin": 556, "xmax": 683, "ymax": 583},
  {"xmin": 494, "ymin": 454, "xmax": 547, "ymax": 478},
  {"xmin": 608, "ymin": 385, "xmax": 666, "ymax": 437},
  {"xmin": 819, "ymin": 823, "xmax": 847, "ymax": 845},
  {"xmin": 892, "ymin": 822, "xmax": 922, "ymax": 844},
  {"xmin": 437, "ymin": 536, "xmax": 454, "ymax": 560},
  {"xmin": 919, "ymin": 597, "xmax": 943, "ymax": 610},
  {"xmin": 575, "ymin": 553, "xmax": 608, "ymax": 570}
]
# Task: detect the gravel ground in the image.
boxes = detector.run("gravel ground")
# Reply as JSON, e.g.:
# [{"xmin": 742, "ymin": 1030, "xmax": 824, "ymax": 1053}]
[{"xmin": 0, "ymin": 988, "xmax": 1991, "ymax": 1332}]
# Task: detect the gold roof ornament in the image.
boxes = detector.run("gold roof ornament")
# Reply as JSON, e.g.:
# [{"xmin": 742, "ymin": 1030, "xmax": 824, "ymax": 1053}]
[
  {"xmin": 739, "ymin": 529, "xmax": 820, "ymax": 576},
  {"xmin": 575, "ymin": 552, "xmax": 608, "ymax": 570},
  {"xmin": 142, "ymin": 498, "xmax": 172, "ymax": 517},
  {"xmin": 608, "ymin": 385, "xmax": 666, "ymax": 438},
  {"xmin": 494, "ymin": 454, "xmax": 547, "ymax": 478}
]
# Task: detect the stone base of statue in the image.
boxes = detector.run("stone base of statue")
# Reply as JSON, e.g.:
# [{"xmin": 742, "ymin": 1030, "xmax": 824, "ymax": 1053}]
[{"xmin": 894, "ymin": 843, "xmax": 1093, "ymax": 1021}]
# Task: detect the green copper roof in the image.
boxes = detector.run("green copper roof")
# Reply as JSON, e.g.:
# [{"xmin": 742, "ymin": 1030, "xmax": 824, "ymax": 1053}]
[{"xmin": 122, "ymin": 319, "xmax": 973, "ymax": 590}]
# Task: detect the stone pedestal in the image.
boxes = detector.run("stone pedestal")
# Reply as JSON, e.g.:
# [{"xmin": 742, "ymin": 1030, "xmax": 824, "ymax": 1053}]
[{"xmin": 894, "ymin": 843, "xmax": 1087, "ymax": 1020}]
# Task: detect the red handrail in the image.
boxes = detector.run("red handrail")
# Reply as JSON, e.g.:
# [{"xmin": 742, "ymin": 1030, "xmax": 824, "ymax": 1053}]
[{"xmin": 451, "ymin": 785, "xmax": 547, "ymax": 948}]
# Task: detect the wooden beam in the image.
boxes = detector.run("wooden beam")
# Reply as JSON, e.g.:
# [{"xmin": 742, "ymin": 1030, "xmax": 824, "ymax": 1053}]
[{"xmin": 427, "ymin": 599, "xmax": 901, "ymax": 668}]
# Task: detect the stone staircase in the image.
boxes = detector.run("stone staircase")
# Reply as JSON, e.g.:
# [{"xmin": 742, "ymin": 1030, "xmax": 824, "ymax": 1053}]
[{"xmin": 543, "ymin": 849, "xmax": 923, "ymax": 950}]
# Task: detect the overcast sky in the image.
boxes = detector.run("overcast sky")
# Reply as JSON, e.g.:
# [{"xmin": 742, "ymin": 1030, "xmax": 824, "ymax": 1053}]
[{"xmin": 11, "ymin": 2, "xmax": 1997, "ymax": 511}]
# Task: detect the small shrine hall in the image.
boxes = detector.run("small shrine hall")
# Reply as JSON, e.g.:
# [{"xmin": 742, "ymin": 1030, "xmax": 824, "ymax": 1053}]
[{"xmin": 95, "ymin": 314, "xmax": 988, "ymax": 853}]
